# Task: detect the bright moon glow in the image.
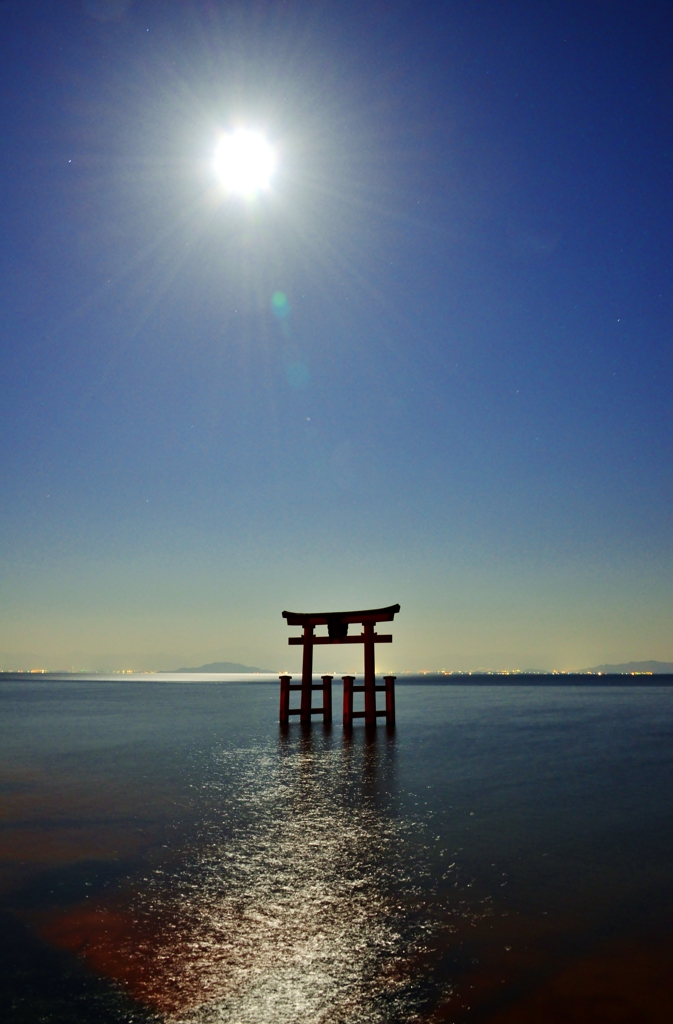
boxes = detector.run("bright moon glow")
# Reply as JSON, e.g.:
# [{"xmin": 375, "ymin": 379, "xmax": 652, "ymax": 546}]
[{"xmin": 213, "ymin": 130, "xmax": 277, "ymax": 196}]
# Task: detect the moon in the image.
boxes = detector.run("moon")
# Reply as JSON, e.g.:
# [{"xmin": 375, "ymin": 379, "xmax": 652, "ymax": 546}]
[{"xmin": 213, "ymin": 130, "xmax": 277, "ymax": 197}]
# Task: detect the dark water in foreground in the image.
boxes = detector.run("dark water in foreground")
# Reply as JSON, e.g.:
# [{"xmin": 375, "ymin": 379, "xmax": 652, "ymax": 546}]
[{"xmin": 1, "ymin": 680, "xmax": 673, "ymax": 1023}]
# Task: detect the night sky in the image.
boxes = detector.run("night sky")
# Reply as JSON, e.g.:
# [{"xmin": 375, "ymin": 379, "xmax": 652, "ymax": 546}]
[{"xmin": 1, "ymin": 0, "xmax": 672, "ymax": 672}]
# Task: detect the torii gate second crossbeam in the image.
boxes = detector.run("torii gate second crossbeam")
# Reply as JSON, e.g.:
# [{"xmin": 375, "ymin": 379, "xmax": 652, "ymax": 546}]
[{"xmin": 280, "ymin": 604, "xmax": 400, "ymax": 727}]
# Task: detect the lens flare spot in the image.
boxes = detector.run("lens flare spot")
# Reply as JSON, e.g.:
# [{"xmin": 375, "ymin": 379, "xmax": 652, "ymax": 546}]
[{"xmin": 272, "ymin": 292, "xmax": 291, "ymax": 318}]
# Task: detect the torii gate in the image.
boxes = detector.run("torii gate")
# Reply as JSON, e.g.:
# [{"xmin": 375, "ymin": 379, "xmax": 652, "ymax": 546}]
[{"xmin": 279, "ymin": 604, "xmax": 400, "ymax": 727}]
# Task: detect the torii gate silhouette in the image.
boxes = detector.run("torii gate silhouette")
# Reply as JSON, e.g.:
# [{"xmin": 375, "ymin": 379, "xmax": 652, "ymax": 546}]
[{"xmin": 279, "ymin": 604, "xmax": 400, "ymax": 727}]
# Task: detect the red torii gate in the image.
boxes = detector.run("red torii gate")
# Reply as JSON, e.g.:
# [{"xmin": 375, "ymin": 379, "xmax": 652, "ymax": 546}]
[{"xmin": 279, "ymin": 604, "xmax": 400, "ymax": 727}]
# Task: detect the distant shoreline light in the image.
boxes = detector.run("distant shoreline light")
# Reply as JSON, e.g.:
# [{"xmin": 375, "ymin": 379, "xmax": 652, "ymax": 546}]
[{"xmin": 0, "ymin": 669, "xmax": 667, "ymax": 678}]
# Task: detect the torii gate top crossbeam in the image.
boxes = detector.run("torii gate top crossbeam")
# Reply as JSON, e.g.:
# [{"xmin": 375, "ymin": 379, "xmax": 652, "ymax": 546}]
[{"xmin": 282, "ymin": 604, "xmax": 400, "ymax": 628}]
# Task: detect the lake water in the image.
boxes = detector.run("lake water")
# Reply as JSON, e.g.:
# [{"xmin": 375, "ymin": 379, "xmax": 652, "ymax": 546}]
[{"xmin": 1, "ymin": 679, "xmax": 673, "ymax": 1023}]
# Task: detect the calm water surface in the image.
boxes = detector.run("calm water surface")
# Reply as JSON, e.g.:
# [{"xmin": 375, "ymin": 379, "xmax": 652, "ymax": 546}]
[{"xmin": 1, "ymin": 680, "xmax": 672, "ymax": 1022}]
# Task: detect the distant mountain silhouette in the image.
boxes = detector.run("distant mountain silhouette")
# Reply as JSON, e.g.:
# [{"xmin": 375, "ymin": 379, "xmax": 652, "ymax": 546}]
[
  {"xmin": 173, "ymin": 661, "xmax": 268, "ymax": 673},
  {"xmin": 585, "ymin": 660, "xmax": 673, "ymax": 674}
]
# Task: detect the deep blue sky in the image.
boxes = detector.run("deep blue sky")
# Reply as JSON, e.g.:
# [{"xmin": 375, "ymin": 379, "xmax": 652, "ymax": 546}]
[{"xmin": 1, "ymin": 0, "xmax": 672, "ymax": 671}]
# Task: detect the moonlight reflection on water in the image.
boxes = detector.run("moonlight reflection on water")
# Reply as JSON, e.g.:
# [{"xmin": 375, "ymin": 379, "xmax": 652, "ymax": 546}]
[
  {"xmin": 48, "ymin": 731, "xmax": 446, "ymax": 1023},
  {"xmin": 145, "ymin": 737, "xmax": 421, "ymax": 1021}
]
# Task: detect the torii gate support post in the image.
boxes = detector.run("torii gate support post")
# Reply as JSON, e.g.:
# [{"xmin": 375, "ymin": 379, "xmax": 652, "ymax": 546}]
[
  {"xmin": 343, "ymin": 675, "xmax": 355, "ymax": 727},
  {"xmin": 278, "ymin": 673, "xmax": 332, "ymax": 725},
  {"xmin": 300, "ymin": 624, "xmax": 314, "ymax": 725},
  {"xmin": 384, "ymin": 675, "xmax": 396, "ymax": 726},
  {"xmin": 279, "ymin": 674, "xmax": 291, "ymax": 725},
  {"xmin": 363, "ymin": 622, "xmax": 376, "ymax": 727},
  {"xmin": 322, "ymin": 675, "xmax": 333, "ymax": 724}
]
